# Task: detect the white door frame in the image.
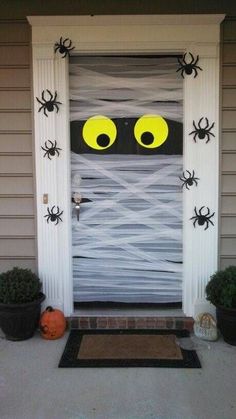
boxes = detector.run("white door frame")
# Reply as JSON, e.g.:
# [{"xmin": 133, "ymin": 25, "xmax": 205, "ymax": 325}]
[{"xmin": 28, "ymin": 14, "xmax": 224, "ymax": 317}]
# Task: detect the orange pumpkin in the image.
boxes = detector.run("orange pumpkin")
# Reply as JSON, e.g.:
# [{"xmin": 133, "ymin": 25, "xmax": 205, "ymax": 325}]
[{"xmin": 39, "ymin": 306, "xmax": 66, "ymax": 340}]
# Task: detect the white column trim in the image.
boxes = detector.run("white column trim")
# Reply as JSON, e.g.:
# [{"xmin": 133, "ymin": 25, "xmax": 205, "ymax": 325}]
[{"xmin": 28, "ymin": 14, "xmax": 225, "ymax": 316}]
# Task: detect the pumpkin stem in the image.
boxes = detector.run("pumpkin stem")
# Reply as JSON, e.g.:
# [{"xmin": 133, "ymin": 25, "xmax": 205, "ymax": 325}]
[{"xmin": 46, "ymin": 306, "xmax": 54, "ymax": 312}]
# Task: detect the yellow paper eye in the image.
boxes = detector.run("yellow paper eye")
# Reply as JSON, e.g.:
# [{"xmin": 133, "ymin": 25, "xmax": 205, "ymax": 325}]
[
  {"xmin": 82, "ymin": 115, "xmax": 117, "ymax": 150},
  {"xmin": 134, "ymin": 114, "xmax": 169, "ymax": 149}
]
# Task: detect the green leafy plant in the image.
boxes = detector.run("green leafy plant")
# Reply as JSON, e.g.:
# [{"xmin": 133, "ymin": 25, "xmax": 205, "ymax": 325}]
[
  {"xmin": 0, "ymin": 267, "xmax": 42, "ymax": 304},
  {"xmin": 206, "ymin": 266, "xmax": 236, "ymax": 309}
]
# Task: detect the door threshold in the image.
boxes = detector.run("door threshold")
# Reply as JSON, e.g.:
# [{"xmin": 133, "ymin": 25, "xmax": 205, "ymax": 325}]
[{"xmin": 73, "ymin": 307, "xmax": 185, "ymax": 318}]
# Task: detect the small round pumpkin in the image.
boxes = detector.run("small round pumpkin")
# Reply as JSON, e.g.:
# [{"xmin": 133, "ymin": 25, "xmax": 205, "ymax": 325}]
[{"xmin": 39, "ymin": 306, "xmax": 66, "ymax": 340}]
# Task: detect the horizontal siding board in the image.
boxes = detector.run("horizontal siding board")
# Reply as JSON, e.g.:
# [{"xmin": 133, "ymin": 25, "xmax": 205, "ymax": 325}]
[
  {"xmin": 0, "ymin": 112, "xmax": 31, "ymax": 131},
  {"xmin": 0, "ymin": 259, "xmax": 36, "ymax": 273},
  {"xmin": 221, "ymin": 217, "xmax": 236, "ymax": 235},
  {"xmin": 0, "ymin": 238, "xmax": 35, "ymax": 257},
  {"xmin": 220, "ymin": 258, "xmax": 236, "ymax": 269},
  {"xmin": 0, "ymin": 23, "xmax": 30, "ymax": 44},
  {"xmin": 222, "ymin": 43, "xmax": 236, "ymax": 63},
  {"xmin": 222, "ymin": 88, "xmax": 236, "ymax": 108},
  {"xmin": 222, "ymin": 153, "xmax": 236, "ymax": 171},
  {"xmin": 0, "ymin": 218, "xmax": 35, "ymax": 236},
  {"xmin": 0, "ymin": 155, "xmax": 33, "ymax": 174},
  {"xmin": 222, "ymin": 174, "xmax": 236, "ymax": 193},
  {"xmin": 0, "ymin": 68, "xmax": 30, "ymax": 88},
  {"xmin": 0, "ymin": 134, "xmax": 32, "ymax": 152},
  {"xmin": 222, "ymin": 110, "xmax": 236, "ymax": 130},
  {"xmin": 222, "ymin": 21, "xmax": 236, "ymax": 41},
  {"xmin": 0, "ymin": 176, "xmax": 33, "ymax": 194},
  {"xmin": 0, "ymin": 91, "xmax": 31, "ymax": 110},
  {"xmin": 221, "ymin": 196, "xmax": 236, "ymax": 213},
  {"xmin": 221, "ymin": 132, "xmax": 236, "ymax": 151},
  {"xmin": 0, "ymin": 46, "xmax": 29, "ymax": 66},
  {"xmin": 222, "ymin": 66, "xmax": 236, "ymax": 86},
  {"xmin": 0, "ymin": 197, "xmax": 34, "ymax": 215},
  {"xmin": 221, "ymin": 237, "xmax": 236, "ymax": 256}
]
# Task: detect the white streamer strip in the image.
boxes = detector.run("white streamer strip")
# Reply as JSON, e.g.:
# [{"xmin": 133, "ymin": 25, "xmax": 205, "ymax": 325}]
[{"xmin": 71, "ymin": 153, "xmax": 183, "ymax": 303}]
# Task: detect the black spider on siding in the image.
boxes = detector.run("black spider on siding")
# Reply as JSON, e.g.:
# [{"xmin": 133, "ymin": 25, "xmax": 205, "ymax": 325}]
[
  {"xmin": 190, "ymin": 206, "xmax": 215, "ymax": 230},
  {"xmin": 179, "ymin": 170, "xmax": 199, "ymax": 190},
  {"xmin": 54, "ymin": 37, "xmax": 75, "ymax": 58},
  {"xmin": 44, "ymin": 206, "xmax": 63, "ymax": 225},
  {"xmin": 176, "ymin": 53, "xmax": 202, "ymax": 78},
  {"xmin": 36, "ymin": 90, "xmax": 62, "ymax": 117},
  {"xmin": 41, "ymin": 140, "xmax": 62, "ymax": 159},
  {"xmin": 189, "ymin": 117, "xmax": 215, "ymax": 143}
]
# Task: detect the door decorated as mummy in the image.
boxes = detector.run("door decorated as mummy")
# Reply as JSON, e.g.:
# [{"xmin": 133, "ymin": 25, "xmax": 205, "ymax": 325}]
[{"xmin": 70, "ymin": 55, "xmax": 183, "ymax": 304}]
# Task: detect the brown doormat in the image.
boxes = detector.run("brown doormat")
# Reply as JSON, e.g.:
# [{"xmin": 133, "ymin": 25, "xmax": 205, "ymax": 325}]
[{"xmin": 58, "ymin": 329, "xmax": 201, "ymax": 368}]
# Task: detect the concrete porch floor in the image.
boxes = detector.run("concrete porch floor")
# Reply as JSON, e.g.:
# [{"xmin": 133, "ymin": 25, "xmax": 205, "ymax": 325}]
[{"xmin": 0, "ymin": 331, "xmax": 236, "ymax": 419}]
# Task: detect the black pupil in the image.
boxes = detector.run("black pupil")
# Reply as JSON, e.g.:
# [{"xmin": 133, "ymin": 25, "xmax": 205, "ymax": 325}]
[
  {"xmin": 141, "ymin": 131, "xmax": 154, "ymax": 145},
  {"xmin": 97, "ymin": 134, "xmax": 110, "ymax": 147}
]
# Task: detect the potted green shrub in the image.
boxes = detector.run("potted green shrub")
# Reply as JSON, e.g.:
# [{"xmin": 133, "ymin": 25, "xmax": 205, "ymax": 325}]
[
  {"xmin": 0, "ymin": 267, "xmax": 45, "ymax": 341},
  {"xmin": 206, "ymin": 265, "xmax": 236, "ymax": 345}
]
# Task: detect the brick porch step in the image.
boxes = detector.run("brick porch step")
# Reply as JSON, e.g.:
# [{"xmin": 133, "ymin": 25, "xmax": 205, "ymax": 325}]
[{"xmin": 67, "ymin": 316, "xmax": 194, "ymax": 332}]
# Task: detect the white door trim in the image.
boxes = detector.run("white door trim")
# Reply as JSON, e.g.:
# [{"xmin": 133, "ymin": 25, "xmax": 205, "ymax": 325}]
[{"xmin": 28, "ymin": 14, "xmax": 225, "ymax": 316}]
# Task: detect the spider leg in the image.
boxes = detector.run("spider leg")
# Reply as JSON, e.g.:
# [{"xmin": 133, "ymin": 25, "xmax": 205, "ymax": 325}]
[
  {"xmin": 195, "ymin": 65, "xmax": 202, "ymax": 71},
  {"xmin": 208, "ymin": 212, "xmax": 215, "ymax": 220},
  {"xmin": 205, "ymin": 134, "xmax": 210, "ymax": 144},
  {"xmin": 58, "ymin": 216, "xmax": 63, "ymax": 222},
  {"xmin": 47, "ymin": 89, "xmax": 53, "ymax": 100},
  {"xmin": 62, "ymin": 51, "xmax": 68, "ymax": 58},
  {"xmin": 204, "ymin": 118, "xmax": 209, "ymax": 130},
  {"xmin": 43, "ymin": 107, "xmax": 48, "ymax": 117},
  {"xmin": 42, "ymin": 90, "xmax": 47, "ymax": 102},
  {"xmin": 198, "ymin": 117, "xmax": 204, "ymax": 129},
  {"xmin": 204, "ymin": 220, "xmax": 209, "ymax": 230},
  {"xmin": 176, "ymin": 66, "xmax": 182, "ymax": 73},
  {"xmin": 51, "ymin": 205, "xmax": 56, "ymax": 214},
  {"xmin": 63, "ymin": 38, "xmax": 69, "ymax": 45},
  {"xmin": 36, "ymin": 97, "xmax": 44, "ymax": 105},
  {"xmin": 38, "ymin": 105, "xmax": 44, "ymax": 113},
  {"xmin": 193, "ymin": 178, "xmax": 198, "ymax": 186},
  {"xmin": 55, "ymin": 218, "xmax": 59, "ymax": 226},
  {"xmin": 181, "ymin": 69, "xmax": 185, "ymax": 78},
  {"xmin": 188, "ymin": 52, "xmax": 194, "ymax": 64},
  {"xmin": 179, "ymin": 176, "xmax": 186, "ymax": 182},
  {"xmin": 193, "ymin": 133, "xmax": 197, "ymax": 142},
  {"xmin": 193, "ymin": 120, "xmax": 198, "ymax": 131},
  {"xmin": 55, "ymin": 206, "xmax": 60, "ymax": 215},
  {"xmin": 54, "ymin": 104, "xmax": 59, "ymax": 113},
  {"xmin": 58, "ymin": 211, "xmax": 63, "ymax": 217},
  {"xmin": 185, "ymin": 183, "xmax": 190, "ymax": 190},
  {"xmin": 41, "ymin": 146, "xmax": 47, "ymax": 152},
  {"xmin": 186, "ymin": 170, "xmax": 192, "ymax": 177},
  {"xmin": 208, "ymin": 121, "xmax": 215, "ymax": 131},
  {"xmin": 68, "ymin": 46, "xmax": 75, "ymax": 52},
  {"xmin": 193, "ymin": 68, "xmax": 198, "ymax": 78},
  {"xmin": 189, "ymin": 130, "xmax": 196, "ymax": 135},
  {"xmin": 193, "ymin": 55, "xmax": 199, "ymax": 65},
  {"xmin": 194, "ymin": 206, "xmax": 198, "ymax": 216},
  {"xmin": 192, "ymin": 169, "xmax": 195, "ymax": 177},
  {"xmin": 46, "ymin": 152, "xmax": 51, "ymax": 160},
  {"xmin": 199, "ymin": 206, "xmax": 205, "ymax": 215},
  {"xmin": 205, "ymin": 207, "xmax": 210, "ymax": 216},
  {"xmin": 193, "ymin": 218, "xmax": 197, "ymax": 228},
  {"xmin": 56, "ymin": 149, "xmax": 60, "ymax": 157},
  {"xmin": 54, "ymin": 45, "xmax": 59, "ymax": 52},
  {"xmin": 182, "ymin": 53, "xmax": 187, "ymax": 65}
]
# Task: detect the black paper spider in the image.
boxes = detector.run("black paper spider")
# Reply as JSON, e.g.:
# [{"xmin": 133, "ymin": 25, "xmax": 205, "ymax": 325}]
[
  {"xmin": 41, "ymin": 140, "xmax": 62, "ymax": 159},
  {"xmin": 36, "ymin": 90, "xmax": 62, "ymax": 117},
  {"xmin": 54, "ymin": 37, "xmax": 75, "ymax": 58},
  {"xmin": 190, "ymin": 206, "xmax": 215, "ymax": 230},
  {"xmin": 44, "ymin": 206, "xmax": 63, "ymax": 225},
  {"xmin": 189, "ymin": 117, "xmax": 215, "ymax": 143},
  {"xmin": 176, "ymin": 52, "xmax": 202, "ymax": 78},
  {"xmin": 179, "ymin": 170, "xmax": 199, "ymax": 190}
]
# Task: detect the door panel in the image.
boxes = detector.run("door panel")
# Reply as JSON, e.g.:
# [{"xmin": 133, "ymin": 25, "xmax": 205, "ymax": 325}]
[{"xmin": 70, "ymin": 55, "xmax": 183, "ymax": 303}]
